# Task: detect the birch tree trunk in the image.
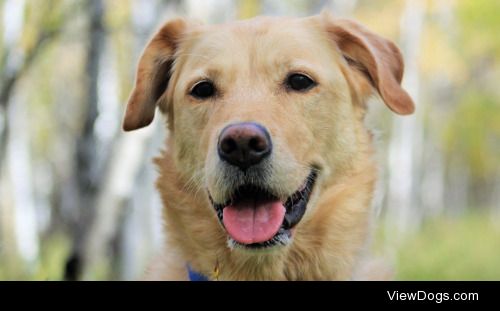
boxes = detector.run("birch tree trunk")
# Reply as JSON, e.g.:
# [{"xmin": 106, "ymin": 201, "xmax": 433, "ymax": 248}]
[
  {"xmin": 6, "ymin": 89, "xmax": 39, "ymax": 266},
  {"xmin": 420, "ymin": 0, "xmax": 453, "ymax": 218},
  {"xmin": 64, "ymin": 0, "xmax": 105, "ymax": 281},
  {"xmin": 1, "ymin": 0, "xmax": 75, "ymax": 276},
  {"xmin": 386, "ymin": 0, "xmax": 425, "ymax": 235},
  {"xmin": 327, "ymin": 0, "xmax": 358, "ymax": 16},
  {"xmin": 81, "ymin": 0, "xmax": 175, "ymax": 280},
  {"xmin": 0, "ymin": 0, "xmax": 39, "ymax": 270}
]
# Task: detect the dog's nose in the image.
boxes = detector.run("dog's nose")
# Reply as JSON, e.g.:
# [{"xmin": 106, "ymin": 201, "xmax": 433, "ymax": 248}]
[{"xmin": 218, "ymin": 122, "xmax": 272, "ymax": 170}]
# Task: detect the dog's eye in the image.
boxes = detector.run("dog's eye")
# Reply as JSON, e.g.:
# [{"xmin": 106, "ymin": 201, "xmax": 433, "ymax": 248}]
[
  {"xmin": 190, "ymin": 81, "xmax": 216, "ymax": 99},
  {"xmin": 287, "ymin": 73, "xmax": 316, "ymax": 92}
]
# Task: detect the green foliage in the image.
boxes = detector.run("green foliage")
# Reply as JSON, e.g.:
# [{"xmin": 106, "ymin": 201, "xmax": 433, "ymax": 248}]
[
  {"xmin": 443, "ymin": 90, "xmax": 500, "ymax": 178},
  {"xmin": 0, "ymin": 233, "xmax": 71, "ymax": 281},
  {"xmin": 238, "ymin": 0, "xmax": 262, "ymax": 19},
  {"xmin": 457, "ymin": 0, "xmax": 500, "ymax": 57},
  {"xmin": 434, "ymin": 0, "xmax": 500, "ymax": 180},
  {"xmin": 393, "ymin": 213, "xmax": 500, "ymax": 280}
]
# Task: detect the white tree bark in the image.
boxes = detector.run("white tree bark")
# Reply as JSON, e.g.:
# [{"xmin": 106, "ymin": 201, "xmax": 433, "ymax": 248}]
[
  {"xmin": 0, "ymin": 0, "xmax": 39, "ymax": 266},
  {"xmin": 386, "ymin": 0, "xmax": 425, "ymax": 235},
  {"xmin": 7, "ymin": 92, "xmax": 39, "ymax": 265},
  {"xmin": 83, "ymin": 119, "xmax": 165, "ymax": 279},
  {"xmin": 327, "ymin": 0, "xmax": 358, "ymax": 16},
  {"xmin": 185, "ymin": 0, "xmax": 236, "ymax": 22},
  {"xmin": 63, "ymin": 0, "xmax": 106, "ymax": 280},
  {"xmin": 119, "ymin": 120, "xmax": 166, "ymax": 280}
]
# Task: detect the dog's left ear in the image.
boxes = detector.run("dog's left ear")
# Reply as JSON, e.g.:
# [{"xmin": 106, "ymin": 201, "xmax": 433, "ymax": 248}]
[
  {"xmin": 322, "ymin": 13, "xmax": 415, "ymax": 115},
  {"xmin": 123, "ymin": 18, "xmax": 189, "ymax": 131}
]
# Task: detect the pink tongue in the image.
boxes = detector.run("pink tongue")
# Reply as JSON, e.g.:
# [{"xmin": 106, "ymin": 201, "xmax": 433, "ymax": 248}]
[{"xmin": 223, "ymin": 200, "xmax": 286, "ymax": 245}]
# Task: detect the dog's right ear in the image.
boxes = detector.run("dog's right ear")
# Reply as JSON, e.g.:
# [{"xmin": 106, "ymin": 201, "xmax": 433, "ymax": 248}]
[{"xmin": 123, "ymin": 18, "xmax": 188, "ymax": 131}]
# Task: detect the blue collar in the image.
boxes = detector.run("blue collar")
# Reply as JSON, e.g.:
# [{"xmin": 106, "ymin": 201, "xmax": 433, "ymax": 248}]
[{"xmin": 187, "ymin": 265, "xmax": 210, "ymax": 281}]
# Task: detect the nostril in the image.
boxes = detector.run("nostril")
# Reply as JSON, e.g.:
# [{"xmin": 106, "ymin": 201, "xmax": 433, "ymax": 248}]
[
  {"xmin": 249, "ymin": 137, "xmax": 267, "ymax": 153},
  {"xmin": 220, "ymin": 137, "xmax": 237, "ymax": 155}
]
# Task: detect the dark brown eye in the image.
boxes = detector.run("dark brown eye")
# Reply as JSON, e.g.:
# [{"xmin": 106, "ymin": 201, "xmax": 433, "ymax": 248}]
[
  {"xmin": 287, "ymin": 73, "xmax": 316, "ymax": 92},
  {"xmin": 190, "ymin": 81, "xmax": 216, "ymax": 99}
]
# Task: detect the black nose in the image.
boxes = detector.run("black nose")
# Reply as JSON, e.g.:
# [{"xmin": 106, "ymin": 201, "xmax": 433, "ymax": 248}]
[{"xmin": 218, "ymin": 122, "xmax": 272, "ymax": 170}]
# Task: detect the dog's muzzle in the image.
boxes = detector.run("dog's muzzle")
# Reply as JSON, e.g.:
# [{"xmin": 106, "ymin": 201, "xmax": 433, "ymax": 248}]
[
  {"xmin": 209, "ymin": 168, "xmax": 319, "ymax": 250},
  {"xmin": 208, "ymin": 122, "xmax": 319, "ymax": 249}
]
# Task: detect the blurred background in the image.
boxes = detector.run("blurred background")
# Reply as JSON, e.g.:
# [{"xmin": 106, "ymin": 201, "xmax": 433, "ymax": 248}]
[{"xmin": 0, "ymin": 0, "xmax": 499, "ymax": 281}]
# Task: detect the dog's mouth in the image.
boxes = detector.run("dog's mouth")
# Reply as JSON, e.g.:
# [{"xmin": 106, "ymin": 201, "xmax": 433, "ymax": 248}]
[{"xmin": 209, "ymin": 169, "xmax": 318, "ymax": 249}]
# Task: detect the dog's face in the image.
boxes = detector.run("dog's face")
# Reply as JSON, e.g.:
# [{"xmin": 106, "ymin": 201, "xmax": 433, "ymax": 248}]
[{"xmin": 123, "ymin": 13, "xmax": 413, "ymax": 251}]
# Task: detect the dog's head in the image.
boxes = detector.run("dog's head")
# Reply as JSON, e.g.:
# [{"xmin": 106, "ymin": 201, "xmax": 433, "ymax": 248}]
[{"xmin": 123, "ymin": 13, "xmax": 414, "ymax": 251}]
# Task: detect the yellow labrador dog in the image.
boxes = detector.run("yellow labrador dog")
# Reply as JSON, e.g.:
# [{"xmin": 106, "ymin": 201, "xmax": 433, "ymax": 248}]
[{"xmin": 123, "ymin": 11, "xmax": 414, "ymax": 280}]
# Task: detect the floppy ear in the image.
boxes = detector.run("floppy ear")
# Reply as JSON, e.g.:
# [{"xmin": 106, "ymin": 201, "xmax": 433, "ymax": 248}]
[
  {"xmin": 323, "ymin": 14, "xmax": 414, "ymax": 115},
  {"xmin": 123, "ymin": 18, "xmax": 188, "ymax": 131}
]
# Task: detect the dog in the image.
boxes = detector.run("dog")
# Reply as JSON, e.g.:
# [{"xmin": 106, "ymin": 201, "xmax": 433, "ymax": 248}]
[{"xmin": 122, "ymin": 11, "xmax": 414, "ymax": 280}]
